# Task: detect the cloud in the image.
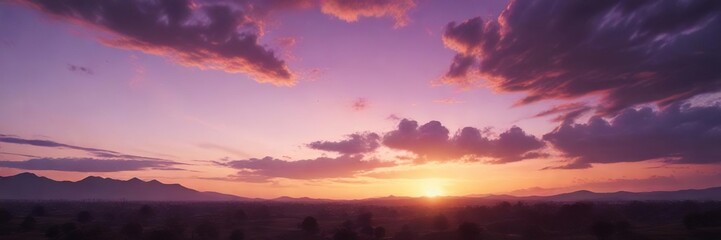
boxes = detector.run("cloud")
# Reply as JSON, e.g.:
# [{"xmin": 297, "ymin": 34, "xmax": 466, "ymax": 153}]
[
  {"xmin": 433, "ymin": 97, "xmax": 464, "ymax": 105},
  {"xmin": 196, "ymin": 143, "xmax": 250, "ymax": 158},
  {"xmin": 351, "ymin": 98, "xmax": 368, "ymax": 111},
  {"xmin": 543, "ymin": 103, "xmax": 721, "ymax": 168},
  {"xmin": 308, "ymin": 132, "xmax": 381, "ymax": 154},
  {"xmin": 0, "ymin": 135, "xmax": 162, "ymax": 160},
  {"xmin": 220, "ymin": 154, "xmax": 394, "ymax": 181},
  {"xmin": 22, "ymin": 0, "xmax": 295, "ymax": 85},
  {"xmin": 533, "ymin": 103, "xmax": 593, "ymax": 122},
  {"xmin": 320, "ymin": 0, "xmax": 416, "ymax": 27},
  {"xmin": 67, "ymin": 64, "xmax": 93, "ymax": 75},
  {"xmin": 0, "ymin": 158, "xmax": 180, "ymax": 172},
  {"xmin": 383, "ymin": 119, "xmax": 545, "ymax": 163},
  {"xmin": 441, "ymin": 0, "xmax": 721, "ymax": 114}
]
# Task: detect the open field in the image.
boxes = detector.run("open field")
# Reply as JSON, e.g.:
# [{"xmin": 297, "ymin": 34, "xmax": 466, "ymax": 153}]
[{"xmin": 1, "ymin": 200, "xmax": 721, "ymax": 240}]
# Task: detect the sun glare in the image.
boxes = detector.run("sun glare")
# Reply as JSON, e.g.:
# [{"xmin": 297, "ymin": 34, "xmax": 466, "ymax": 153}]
[{"xmin": 421, "ymin": 179, "xmax": 446, "ymax": 197}]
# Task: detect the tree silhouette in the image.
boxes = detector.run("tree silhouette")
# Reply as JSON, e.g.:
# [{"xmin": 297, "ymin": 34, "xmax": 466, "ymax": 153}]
[
  {"xmin": 433, "ymin": 214, "xmax": 450, "ymax": 231},
  {"xmin": 77, "ymin": 211, "xmax": 93, "ymax": 223},
  {"xmin": 458, "ymin": 222, "xmax": 482, "ymax": 240},
  {"xmin": 21, "ymin": 216, "xmax": 36, "ymax": 231},
  {"xmin": 300, "ymin": 216, "xmax": 320, "ymax": 235},
  {"xmin": 121, "ymin": 222, "xmax": 143, "ymax": 239},
  {"xmin": 229, "ymin": 229, "xmax": 245, "ymax": 240}
]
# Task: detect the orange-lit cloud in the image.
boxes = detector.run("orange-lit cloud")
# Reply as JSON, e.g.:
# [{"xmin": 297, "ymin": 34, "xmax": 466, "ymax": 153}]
[
  {"xmin": 383, "ymin": 119, "xmax": 546, "ymax": 163},
  {"xmin": 218, "ymin": 155, "xmax": 395, "ymax": 181},
  {"xmin": 320, "ymin": 0, "xmax": 416, "ymax": 27}
]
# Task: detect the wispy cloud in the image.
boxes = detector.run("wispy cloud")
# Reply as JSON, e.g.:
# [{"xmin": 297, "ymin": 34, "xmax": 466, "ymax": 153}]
[
  {"xmin": 0, "ymin": 158, "xmax": 182, "ymax": 172},
  {"xmin": 0, "ymin": 135, "xmax": 163, "ymax": 160}
]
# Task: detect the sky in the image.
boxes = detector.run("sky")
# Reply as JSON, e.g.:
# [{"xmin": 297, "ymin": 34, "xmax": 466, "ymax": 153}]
[{"xmin": 1, "ymin": 0, "xmax": 721, "ymax": 199}]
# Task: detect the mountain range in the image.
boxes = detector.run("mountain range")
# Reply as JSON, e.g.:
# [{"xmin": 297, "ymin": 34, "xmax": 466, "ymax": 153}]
[
  {"xmin": 3, "ymin": 172, "xmax": 721, "ymax": 202},
  {"xmin": 0, "ymin": 172, "xmax": 244, "ymax": 201}
]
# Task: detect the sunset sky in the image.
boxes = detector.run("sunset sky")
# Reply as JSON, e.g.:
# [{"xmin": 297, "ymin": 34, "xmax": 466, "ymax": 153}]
[{"xmin": 2, "ymin": 0, "xmax": 721, "ymax": 199}]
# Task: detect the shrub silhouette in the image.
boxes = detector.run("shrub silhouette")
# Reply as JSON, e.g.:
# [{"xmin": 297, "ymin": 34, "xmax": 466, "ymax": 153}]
[
  {"xmin": 334, "ymin": 227, "xmax": 358, "ymax": 240},
  {"xmin": 77, "ymin": 211, "xmax": 93, "ymax": 223},
  {"xmin": 360, "ymin": 226, "xmax": 374, "ymax": 236},
  {"xmin": 45, "ymin": 224, "xmax": 61, "ymax": 239},
  {"xmin": 684, "ymin": 210, "xmax": 721, "ymax": 230},
  {"xmin": 374, "ymin": 226, "xmax": 386, "ymax": 239},
  {"xmin": 139, "ymin": 205, "xmax": 154, "ymax": 219},
  {"xmin": 393, "ymin": 225, "xmax": 414, "ymax": 240},
  {"xmin": 147, "ymin": 229, "xmax": 179, "ymax": 240},
  {"xmin": 0, "ymin": 208, "xmax": 12, "ymax": 225},
  {"xmin": 229, "ymin": 229, "xmax": 245, "ymax": 240},
  {"xmin": 194, "ymin": 221, "xmax": 220, "ymax": 240},
  {"xmin": 61, "ymin": 222, "xmax": 77, "ymax": 234},
  {"xmin": 590, "ymin": 221, "xmax": 615, "ymax": 240},
  {"xmin": 357, "ymin": 212, "xmax": 373, "ymax": 228},
  {"xmin": 433, "ymin": 214, "xmax": 450, "ymax": 231},
  {"xmin": 300, "ymin": 216, "xmax": 320, "ymax": 235},
  {"xmin": 458, "ymin": 222, "xmax": 482, "ymax": 240},
  {"xmin": 21, "ymin": 216, "xmax": 36, "ymax": 231},
  {"xmin": 232, "ymin": 209, "xmax": 247, "ymax": 226},
  {"xmin": 32, "ymin": 205, "xmax": 47, "ymax": 217},
  {"xmin": 121, "ymin": 222, "xmax": 143, "ymax": 239}
]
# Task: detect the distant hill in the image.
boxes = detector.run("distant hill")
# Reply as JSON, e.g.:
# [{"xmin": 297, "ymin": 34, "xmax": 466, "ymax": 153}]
[
  {"xmin": 0, "ymin": 172, "xmax": 245, "ymax": 201},
  {"xmin": 355, "ymin": 188, "xmax": 721, "ymax": 205},
  {"xmin": 529, "ymin": 187, "xmax": 721, "ymax": 202},
  {"xmin": 4, "ymin": 172, "xmax": 721, "ymax": 202}
]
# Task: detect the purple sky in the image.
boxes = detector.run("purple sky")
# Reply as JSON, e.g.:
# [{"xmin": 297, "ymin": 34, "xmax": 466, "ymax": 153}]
[{"xmin": 1, "ymin": 0, "xmax": 721, "ymax": 199}]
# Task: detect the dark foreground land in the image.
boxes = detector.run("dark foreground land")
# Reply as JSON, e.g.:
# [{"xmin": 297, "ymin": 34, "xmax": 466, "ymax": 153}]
[{"xmin": 1, "ymin": 200, "xmax": 721, "ymax": 240}]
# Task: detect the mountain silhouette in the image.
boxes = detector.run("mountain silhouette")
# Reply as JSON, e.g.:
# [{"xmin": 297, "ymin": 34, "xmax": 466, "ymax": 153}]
[{"xmin": 0, "ymin": 172, "xmax": 245, "ymax": 201}]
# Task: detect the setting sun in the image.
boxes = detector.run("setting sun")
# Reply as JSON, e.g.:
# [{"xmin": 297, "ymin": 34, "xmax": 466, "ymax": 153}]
[{"xmin": 421, "ymin": 179, "xmax": 446, "ymax": 197}]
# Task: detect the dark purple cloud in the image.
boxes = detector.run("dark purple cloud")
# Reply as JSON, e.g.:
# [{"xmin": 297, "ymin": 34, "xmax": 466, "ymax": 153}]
[
  {"xmin": 0, "ymin": 158, "xmax": 181, "ymax": 172},
  {"xmin": 543, "ymin": 104, "xmax": 721, "ymax": 169},
  {"xmin": 0, "ymin": 135, "xmax": 162, "ymax": 160},
  {"xmin": 533, "ymin": 103, "xmax": 593, "ymax": 122},
  {"xmin": 22, "ymin": 0, "xmax": 295, "ymax": 85},
  {"xmin": 220, "ymin": 154, "xmax": 394, "ymax": 180},
  {"xmin": 383, "ymin": 119, "xmax": 545, "ymax": 163},
  {"xmin": 442, "ymin": 0, "xmax": 721, "ymax": 114},
  {"xmin": 308, "ymin": 132, "xmax": 380, "ymax": 154}
]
